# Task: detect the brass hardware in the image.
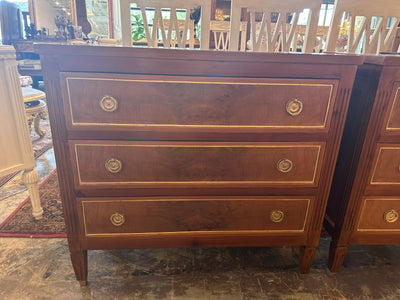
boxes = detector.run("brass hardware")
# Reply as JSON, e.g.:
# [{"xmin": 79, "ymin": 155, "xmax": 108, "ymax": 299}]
[
  {"xmin": 110, "ymin": 212, "xmax": 125, "ymax": 226},
  {"xmin": 105, "ymin": 158, "xmax": 122, "ymax": 173},
  {"xmin": 383, "ymin": 209, "xmax": 399, "ymax": 223},
  {"xmin": 100, "ymin": 95, "xmax": 118, "ymax": 112},
  {"xmin": 277, "ymin": 158, "xmax": 293, "ymax": 173},
  {"xmin": 286, "ymin": 99, "xmax": 303, "ymax": 116},
  {"xmin": 270, "ymin": 210, "xmax": 284, "ymax": 223}
]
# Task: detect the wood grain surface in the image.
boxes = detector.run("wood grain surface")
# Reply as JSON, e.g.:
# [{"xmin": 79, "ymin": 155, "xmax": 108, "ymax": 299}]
[
  {"xmin": 81, "ymin": 197, "xmax": 310, "ymax": 235},
  {"xmin": 71, "ymin": 141, "xmax": 324, "ymax": 188},
  {"xmin": 36, "ymin": 44, "xmax": 362, "ymax": 281}
]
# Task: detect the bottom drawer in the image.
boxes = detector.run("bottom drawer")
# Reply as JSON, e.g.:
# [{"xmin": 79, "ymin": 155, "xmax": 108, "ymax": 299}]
[
  {"xmin": 357, "ymin": 198, "xmax": 400, "ymax": 231},
  {"xmin": 81, "ymin": 197, "xmax": 311, "ymax": 236}
]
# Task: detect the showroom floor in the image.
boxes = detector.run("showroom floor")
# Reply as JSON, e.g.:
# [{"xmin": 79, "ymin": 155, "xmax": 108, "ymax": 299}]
[{"xmin": 2, "ymin": 235, "xmax": 400, "ymax": 299}]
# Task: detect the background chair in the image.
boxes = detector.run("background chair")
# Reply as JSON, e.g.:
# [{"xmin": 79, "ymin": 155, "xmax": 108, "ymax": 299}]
[
  {"xmin": 119, "ymin": 0, "xmax": 211, "ymax": 49},
  {"xmin": 210, "ymin": 20, "xmax": 247, "ymax": 51},
  {"xmin": 229, "ymin": 0, "xmax": 322, "ymax": 53},
  {"xmin": 22, "ymin": 87, "xmax": 47, "ymax": 138},
  {"xmin": 295, "ymin": 25, "xmax": 329, "ymax": 53},
  {"xmin": 325, "ymin": 0, "xmax": 400, "ymax": 54},
  {"xmin": 163, "ymin": 19, "xmax": 196, "ymax": 48}
]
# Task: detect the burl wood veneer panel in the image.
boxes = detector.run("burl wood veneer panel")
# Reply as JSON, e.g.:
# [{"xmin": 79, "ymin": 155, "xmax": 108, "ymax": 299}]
[
  {"xmin": 71, "ymin": 141, "xmax": 324, "ymax": 188},
  {"xmin": 81, "ymin": 197, "xmax": 311, "ymax": 235},
  {"xmin": 62, "ymin": 73, "xmax": 337, "ymax": 131},
  {"xmin": 357, "ymin": 198, "xmax": 400, "ymax": 231}
]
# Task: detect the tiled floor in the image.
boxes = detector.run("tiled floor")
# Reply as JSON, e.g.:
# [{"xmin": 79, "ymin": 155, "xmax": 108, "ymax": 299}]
[{"xmin": 2, "ymin": 147, "xmax": 400, "ymax": 299}]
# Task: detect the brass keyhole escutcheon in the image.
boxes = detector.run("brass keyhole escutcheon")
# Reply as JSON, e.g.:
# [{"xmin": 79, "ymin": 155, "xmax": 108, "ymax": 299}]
[
  {"xmin": 100, "ymin": 95, "xmax": 118, "ymax": 112},
  {"xmin": 270, "ymin": 210, "xmax": 284, "ymax": 223},
  {"xmin": 110, "ymin": 212, "xmax": 125, "ymax": 226},
  {"xmin": 277, "ymin": 158, "xmax": 293, "ymax": 173},
  {"xmin": 383, "ymin": 209, "xmax": 399, "ymax": 223},
  {"xmin": 105, "ymin": 158, "xmax": 122, "ymax": 173},
  {"xmin": 286, "ymin": 99, "xmax": 303, "ymax": 116}
]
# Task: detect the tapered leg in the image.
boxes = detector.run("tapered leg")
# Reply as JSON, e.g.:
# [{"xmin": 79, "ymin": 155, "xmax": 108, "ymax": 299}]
[
  {"xmin": 33, "ymin": 115, "xmax": 45, "ymax": 137},
  {"xmin": 22, "ymin": 168, "xmax": 43, "ymax": 220},
  {"xmin": 299, "ymin": 246, "xmax": 317, "ymax": 274},
  {"xmin": 328, "ymin": 240, "xmax": 348, "ymax": 274},
  {"xmin": 71, "ymin": 250, "xmax": 88, "ymax": 286}
]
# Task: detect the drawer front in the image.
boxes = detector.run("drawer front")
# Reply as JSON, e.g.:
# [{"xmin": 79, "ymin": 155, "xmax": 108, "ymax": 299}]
[
  {"xmin": 71, "ymin": 141, "xmax": 324, "ymax": 188},
  {"xmin": 81, "ymin": 197, "xmax": 311, "ymax": 235},
  {"xmin": 370, "ymin": 146, "xmax": 400, "ymax": 185},
  {"xmin": 384, "ymin": 84, "xmax": 400, "ymax": 133},
  {"xmin": 357, "ymin": 198, "xmax": 400, "ymax": 231},
  {"xmin": 62, "ymin": 73, "xmax": 337, "ymax": 131}
]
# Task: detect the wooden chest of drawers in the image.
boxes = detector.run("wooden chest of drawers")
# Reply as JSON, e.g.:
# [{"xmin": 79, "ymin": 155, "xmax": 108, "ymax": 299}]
[
  {"xmin": 327, "ymin": 55, "xmax": 400, "ymax": 273},
  {"xmin": 37, "ymin": 44, "xmax": 362, "ymax": 284}
]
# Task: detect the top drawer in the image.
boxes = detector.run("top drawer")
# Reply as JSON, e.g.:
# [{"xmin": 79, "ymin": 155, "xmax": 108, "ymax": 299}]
[
  {"xmin": 61, "ymin": 73, "xmax": 337, "ymax": 133},
  {"xmin": 384, "ymin": 83, "xmax": 400, "ymax": 134}
]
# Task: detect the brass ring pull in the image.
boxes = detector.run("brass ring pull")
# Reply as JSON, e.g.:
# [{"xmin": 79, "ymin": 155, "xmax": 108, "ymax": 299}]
[
  {"xmin": 100, "ymin": 95, "xmax": 118, "ymax": 112},
  {"xmin": 277, "ymin": 158, "xmax": 293, "ymax": 173},
  {"xmin": 270, "ymin": 210, "xmax": 284, "ymax": 223},
  {"xmin": 110, "ymin": 212, "xmax": 125, "ymax": 226},
  {"xmin": 286, "ymin": 99, "xmax": 303, "ymax": 116},
  {"xmin": 383, "ymin": 209, "xmax": 399, "ymax": 223},
  {"xmin": 105, "ymin": 158, "xmax": 122, "ymax": 173}
]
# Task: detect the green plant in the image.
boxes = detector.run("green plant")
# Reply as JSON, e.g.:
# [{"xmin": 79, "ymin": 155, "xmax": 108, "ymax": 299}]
[{"xmin": 132, "ymin": 14, "xmax": 146, "ymax": 41}]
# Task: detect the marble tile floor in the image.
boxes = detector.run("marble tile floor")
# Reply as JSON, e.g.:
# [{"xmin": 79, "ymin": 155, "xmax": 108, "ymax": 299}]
[{"xmin": 2, "ymin": 148, "xmax": 400, "ymax": 299}]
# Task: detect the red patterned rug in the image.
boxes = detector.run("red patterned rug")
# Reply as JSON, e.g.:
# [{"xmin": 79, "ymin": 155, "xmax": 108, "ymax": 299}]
[
  {"xmin": 0, "ymin": 170, "xmax": 66, "ymax": 238},
  {"xmin": 0, "ymin": 119, "xmax": 53, "ymax": 187}
]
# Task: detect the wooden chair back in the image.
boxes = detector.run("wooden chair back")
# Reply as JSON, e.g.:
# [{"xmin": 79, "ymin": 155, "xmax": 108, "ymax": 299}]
[
  {"xmin": 210, "ymin": 20, "xmax": 247, "ymax": 51},
  {"xmin": 325, "ymin": 0, "xmax": 400, "ymax": 54},
  {"xmin": 229, "ymin": 0, "xmax": 322, "ymax": 53},
  {"xmin": 295, "ymin": 25, "xmax": 329, "ymax": 53},
  {"xmin": 246, "ymin": 23, "xmax": 328, "ymax": 53},
  {"xmin": 162, "ymin": 19, "xmax": 196, "ymax": 48},
  {"xmin": 119, "ymin": 0, "xmax": 211, "ymax": 49}
]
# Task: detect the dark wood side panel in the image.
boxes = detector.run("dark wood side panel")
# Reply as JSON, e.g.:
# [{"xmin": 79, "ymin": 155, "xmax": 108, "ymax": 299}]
[
  {"xmin": 325, "ymin": 64, "xmax": 382, "ymax": 236},
  {"xmin": 39, "ymin": 55, "xmax": 83, "ymax": 254}
]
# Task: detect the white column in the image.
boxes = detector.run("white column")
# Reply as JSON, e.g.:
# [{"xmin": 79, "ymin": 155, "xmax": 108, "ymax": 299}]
[{"xmin": 0, "ymin": 46, "xmax": 43, "ymax": 220}]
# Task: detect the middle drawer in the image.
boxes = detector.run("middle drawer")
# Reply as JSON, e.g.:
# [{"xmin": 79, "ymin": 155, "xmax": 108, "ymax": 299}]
[
  {"xmin": 70, "ymin": 141, "xmax": 324, "ymax": 189},
  {"xmin": 368, "ymin": 144, "xmax": 400, "ymax": 186}
]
